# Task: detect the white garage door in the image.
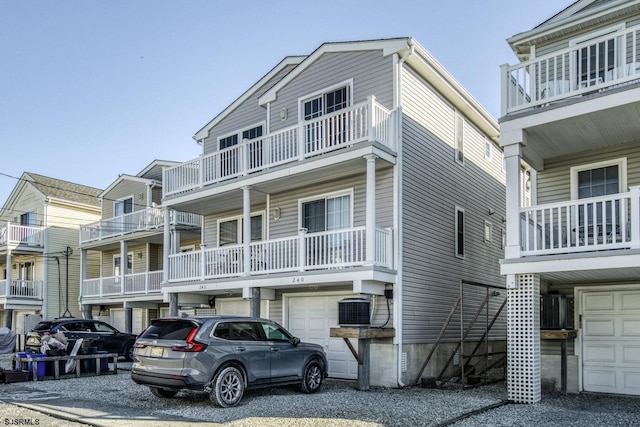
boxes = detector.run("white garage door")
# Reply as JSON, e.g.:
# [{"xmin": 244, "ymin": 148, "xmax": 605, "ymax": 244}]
[
  {"xmin": 582, "ymin": 289, "xmax": 640, "ymax": 395},
  {"xmin": 287, "ymin": 295, "xmax": 358, "ymax": 380}
]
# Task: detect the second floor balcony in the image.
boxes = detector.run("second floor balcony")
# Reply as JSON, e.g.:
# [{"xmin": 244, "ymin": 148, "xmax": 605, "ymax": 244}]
[
  {"xmin": 0, "ymin": 280, "xmax": 43, "ymax": 300},
  {"xmin": 168, "ymin": 226, "xmax": 393, "ymax": 282},
  {"xmin": 163, "ymin": 96, "xmax": 395, "ymax": 198},
  {"xmin": 82, "ymin": 270, "xmax": 163, "ymax": 298},
  {"xmin": 517, "ymin": 186, "xmax": 640, "ymax": 257},
  {"xmin": 0, "ymin": 224, "xmax": 44, "ymax": 249},
  {"xmin": 80, "ymin": 207, "xmax": 202, "ymax": 245}
]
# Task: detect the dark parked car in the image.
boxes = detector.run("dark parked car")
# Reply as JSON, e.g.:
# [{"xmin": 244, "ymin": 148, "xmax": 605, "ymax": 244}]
[
  {"xmin": 131, "ymin": 316, "xmax": 328, "ymax": 407},
  {"xmin": 25, "ymin": 318, "xmax": 137, "ymax": 361}
]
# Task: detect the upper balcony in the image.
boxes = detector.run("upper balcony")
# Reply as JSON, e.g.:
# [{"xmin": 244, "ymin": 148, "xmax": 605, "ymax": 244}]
[
  {"xmin": 500, "ymin": 25, "xmax": 640, "ymax": 161},
  {"xmin": 0, "ymin": 280, "xmax": 43, "ymax": 301},
  {"xmin": 163, "ymin": 97, "xmax": 395, "ymax": 199},
  {"xmin": 0, "ymin": 223, "xmax": 44, "ymax": 252},
  {"xmin": 79, "ymin": 207, "xmax": 202, "ymax": 246}
]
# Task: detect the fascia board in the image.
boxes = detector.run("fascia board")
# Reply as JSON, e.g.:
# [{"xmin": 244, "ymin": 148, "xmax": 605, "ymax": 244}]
[{"xmin": 99, "ymin": 175, "xmax": 155, "ymax": 198}]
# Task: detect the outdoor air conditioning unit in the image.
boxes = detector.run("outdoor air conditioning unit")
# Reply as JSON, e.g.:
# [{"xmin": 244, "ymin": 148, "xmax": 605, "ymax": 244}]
[
  {"xmin": 540, "ymin": 294, "xmax": 574, "ymax": 330},
  {"xmin": 338, "ymin": 298, "xmax": 370, "ymax": 327}
]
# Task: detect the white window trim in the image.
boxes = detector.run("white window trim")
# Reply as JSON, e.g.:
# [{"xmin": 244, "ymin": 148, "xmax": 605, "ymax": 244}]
[
  {"xmin": 297, "ymin": 79, "xmax": 354, "ymax": 122},
  {"xmin": 455, "ymin": 205, "xmax": 465, "ymax": 259},
  {"xmin": 114, "ymin": 195, "xmax": 134, "ymax": 216},
  {"xmin": 501, "ymin": 228, "xmax": 506, "ymax": 250},
  {"xmin": 298, "ymin": 188, "xmax": 354, "ymax": 230},
  {"xmin": 114, "ymin": 252, "xmax": 134, "ymax": 274},
  {"xmin": 217, "ymin": 121, "xmax": 266, "ymax": 148},
  {"xmin": 484, "ymin": 138, "xmax": 492, "ymax": 161},
  {"xmin": 569, "ymin": 157, "xmax": 627, "ymax": 200},
  {"xmin": 180, "ymin": 245, "xmax": 196, "ymax": 252},
  {"xmin": 484, "ymin": 220, "xmax": 493, "ymax": 243},
  {"xmin": 216, "ymin": 210, "xmax": 266, "ymax": 246},
  {"xmin": 455, "ymin": 113, "xmax": 464, "ymax": 165},
  {"xmin": 569, "ymin": 23, "xmax": 626, "ymax": 46}
]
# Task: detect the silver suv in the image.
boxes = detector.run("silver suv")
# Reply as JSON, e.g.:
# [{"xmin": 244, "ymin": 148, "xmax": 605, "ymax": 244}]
[{"xmin": 131, "ymin": 316, "xmax": 328, "ymax": 407}]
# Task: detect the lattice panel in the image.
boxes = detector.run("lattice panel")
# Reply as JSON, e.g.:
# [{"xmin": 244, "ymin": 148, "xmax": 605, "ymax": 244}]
[{"xmin": 507, "ymin": 274, "xmax": 541, "ymax": 403}]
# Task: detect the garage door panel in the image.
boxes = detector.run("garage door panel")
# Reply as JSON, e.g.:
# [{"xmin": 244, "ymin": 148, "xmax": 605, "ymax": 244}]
[
  {"xmin": 622, "ymin": 346, "xmax": 640, "ymax": 364},
  {"xmin": 584, "ymin": 369, "xmax": 617, "ymax": 389},
  {"xmin": 583, "ymin": 318, "xmax": 615, "ymax": 336},
  {"xmin": 621, "ymin": 319, "xmax": 640, "ymax": 336},
  {"xmin": 623, "ymin": 372, "xmax": 640, "ymax": 391},
  {"xmin": 620, "ymin": 292, "xmax": 640, "ymax": 310},
  {"xmin": 584, "ymin": 293, "xmax": 614, "ymax": 311},
  {"xmin": 583, "ymin": 343, "xmax": 616, "ymax": 363}
]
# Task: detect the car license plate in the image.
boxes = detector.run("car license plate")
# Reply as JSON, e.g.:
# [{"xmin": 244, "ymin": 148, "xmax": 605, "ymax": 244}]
[{"xmin": 150, "ymin": 346, "xmax": 164, "ymax": 357}]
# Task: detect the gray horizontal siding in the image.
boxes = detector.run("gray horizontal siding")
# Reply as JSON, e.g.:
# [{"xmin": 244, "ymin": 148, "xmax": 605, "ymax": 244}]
[
  {"xmin": 538, "ymin": 140, "xmax": 640, "ymax": 205},
  {"xmin": 102, "ymin": 180, "xmax": 148, "ymax": 218},
  {"xmin": 400, "ymin": 65, "xmax": 506, "ymax": 344}
]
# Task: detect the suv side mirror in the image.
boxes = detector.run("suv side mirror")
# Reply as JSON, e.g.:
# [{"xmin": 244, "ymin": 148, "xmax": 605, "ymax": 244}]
[{"xmin": 291, "ymin": 337, "xmax": 300, "ymax": 346}]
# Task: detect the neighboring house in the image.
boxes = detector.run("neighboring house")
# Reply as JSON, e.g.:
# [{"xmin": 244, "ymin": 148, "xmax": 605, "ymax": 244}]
[
  {"xmin": 78, "ymin": 160, "xmax": 201, "ymax": 334},
  {"xmin": 160, "ymin": 38, "xmax": 505, "ymax": 386},
  {"xmin": 500, "ymin": 0, "xmax": 640, "ymax": 403},
  {"xmin": 0, "ymin": 172, "xmax": 101, "ymax": 335}
]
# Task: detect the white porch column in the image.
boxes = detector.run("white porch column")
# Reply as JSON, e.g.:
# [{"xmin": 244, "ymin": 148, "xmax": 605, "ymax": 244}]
[
  {"xmin": 6, "ymin": 250, "xmax": 11, "ymax": 294},
  {"xmin": 162, "ymin": 207, "xmax": 171, "ymax": 284},
  {"xmin": 243, "ymin": 186, "xmax": 251, "ymax": 276},
  {"xmin": 504, "ymin": 142, "xmax": 523, "ymax": 259},
  {"xmin": 630, "ymin": 185, "xmax": 640, "ymax": 249},
  {"xmin": 80, "ymin": 249, "xmax": 87, "ymax": 301},
  {"xmin": 120, "ymin": 240, "xmax": 128, "ymax": 295},
  {"xmin": 507, "ymin": 273, "xmax": 541, "ymax": 403},
  {"xmin": 365, "ymin": 154, "xmax": 378, "ymax": 265}
]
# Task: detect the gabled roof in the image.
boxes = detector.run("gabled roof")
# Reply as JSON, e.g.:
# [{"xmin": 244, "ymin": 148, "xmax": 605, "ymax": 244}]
[
  {"xmin": 99, "ymin": 160, "xmax": 178, "ymax": 198},
  {"xmin": 507, "ymin": 0, "xmax": 640, "ymax": 59},
  {"xmin": 1, "ymin": 172, "xmax": 101, "ymax": 218},
  {"xmin": 22, "ymin": 172, "xmax": 101, "ymax": 207},
  {"xmin": 193, "ymin": 55, "xmax": 306, "ymax": 141}
]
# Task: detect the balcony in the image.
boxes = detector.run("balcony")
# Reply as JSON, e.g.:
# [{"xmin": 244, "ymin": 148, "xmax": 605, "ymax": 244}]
[
  {"xmin": 0, "ymin": 224, "xmax": 44, "ymax": 248},
  {"xmin": 502, "ymin": 25, "xmax": 640, "ymax": 115},
  {"xmin": 163, "ymin": 96, "xmax": 395, "ymax": 198},
  {"xmin": 517, "ymin": 187, "xmax": 640, "ymax": 257},
  {"xmin": 0, "ymin": 280, "xmax": 43, "ymax": 299},
  {"xmin": 79, "ymin": 207, "xmax": 201, "ymax": 245},
  {"xmin": 167, "ymin": 227, "xmax": 393, "ymax": 282},
  {"xmin": 82, "ymin": 271, "xmax": 163, "ymax": 298}
]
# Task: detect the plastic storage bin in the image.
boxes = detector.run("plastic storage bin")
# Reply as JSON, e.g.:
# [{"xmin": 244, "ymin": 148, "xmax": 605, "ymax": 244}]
[{"xmin": 15, "ymin": 352, "xmax": 47, "ymax": 378}]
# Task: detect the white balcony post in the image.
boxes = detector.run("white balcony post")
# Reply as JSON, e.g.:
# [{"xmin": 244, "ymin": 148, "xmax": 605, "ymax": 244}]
[
  {"xmin": 368, "ymin": 95, "xmax": 375, "ymax": 141},
  {"xmin": 243, "ymin": 186, "xmax": 251, "ymax": 276},
  {"xmin": 5, "ymin": 251, "xmax": 11, "ymax": 295},
  {"xmin": 298, "ymin": 228, "xmax": 307, "ymax": 271},
  {"xmin": 120, "ymin": 240, "xmax": 127, "ymax": 295},
  {"xmin": 163, "ymin": 207, "xmax": 171, "ymax": 284},
  {"xmin": 630, "ymin": 186, "xmax": 640, "ymax": 249},
  {"xmin": 242, "ymin": 139, "xmax": 248, "ymax": 176},
  {"xmin": 298, "ymin": 123, "xmax": 305, "ymax": 160},
  {"xmin": 500, "ymin": 63, "xmax": 509, "ymax": 117},
  {"xmin": 199, "ymin": 154, "xmax": 204, "ymax": 189},
  {"xmin": 504, "ymin": 142, "xmax": 523, "ymax": 259},
  {"xmin": 365, "ymin": 154, "xmax": 377, "ymax": 265},
  {"xmin": 201, "ymin": 245, "xmax": 206, "ymax": 281},
  {"xmin": 80, "ymin": 249, "xmax": 87, "ymax": 300}
]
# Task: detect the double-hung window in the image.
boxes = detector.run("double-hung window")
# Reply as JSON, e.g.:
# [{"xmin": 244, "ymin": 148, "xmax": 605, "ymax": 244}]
[
  {"xmin": 114, "ymin": 197, "xmax": 134, "ymax": 233},
  {"xmin": 218, "ymin": 124, "xmax": 264, "ymax": 177},
  {"xmin": 301, "ymin": 82, "xmax": 352, "ymax": 153},
  {"xmin": 301, "ymin": 192, "xmax": 352, "ymax": 266},
  {"xmin": 114, "ymin": 253, "xmax": 133, "ymax": 282},
  {"xmin": 455, "ymin": 114, "xmax": 464, "ymax": 164},
  {"xmin": 571, "ymin": 24, "xmax": 625, "ymax": 88},
  {"xmin": 455, "ymin": 206, "xmax": 465, "ymax": 258}
]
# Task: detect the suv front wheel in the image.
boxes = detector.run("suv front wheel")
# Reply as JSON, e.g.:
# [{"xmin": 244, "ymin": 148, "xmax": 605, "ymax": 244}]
[
  {"xmin": 210, "ymin": 366, "xmax": 245, "ymax": 408},
  {"xmin": 300, "ymin": 360, "xmax": 323, "ymax": 394}
]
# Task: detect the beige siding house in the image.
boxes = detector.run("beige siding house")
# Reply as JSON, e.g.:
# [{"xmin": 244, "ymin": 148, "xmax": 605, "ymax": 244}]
[
  {"xmin": 0, "ymin": 172, "xmax": 101, "ymax": 335},
  {"xmin": 78, "ymin": 160, "xmax": 201, "ymax": 334},
  {"xmin": 500, "ymin": 0, "xmax": 640, "ymax": 403},
  {"xmin": 161, "ymin": 38, "xmax": 505, "ymax": 387}
]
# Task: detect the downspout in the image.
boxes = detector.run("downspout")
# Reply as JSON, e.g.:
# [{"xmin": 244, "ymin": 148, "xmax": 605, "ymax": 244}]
[
  {"xmin": 394, "ymin": 40, "xmax": 414, "ymax": 388},
  {"xmin": 42, "ymin": 203, "xmax": 48, "ymax": 320}
]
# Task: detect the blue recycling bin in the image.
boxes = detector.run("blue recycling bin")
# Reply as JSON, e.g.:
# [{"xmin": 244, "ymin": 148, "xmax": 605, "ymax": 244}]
[
  {"xmin": 97, "ymin": 350, "xmax": 109, "ymax": 372},
  {"xmin": 15, "ymin": 352, "xmax": 47, "ymax": 378}
]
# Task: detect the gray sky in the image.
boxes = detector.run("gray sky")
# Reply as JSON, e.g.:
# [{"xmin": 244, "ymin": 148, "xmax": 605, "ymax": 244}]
[{"xmin": 0, "ymin": 0, "xmax": 568, "ymax": 207}]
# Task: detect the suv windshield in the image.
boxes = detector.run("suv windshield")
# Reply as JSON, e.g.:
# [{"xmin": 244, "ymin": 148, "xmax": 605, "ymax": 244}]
[
  {"xmin": 32, "ymin": 322, "xmax": 53, "ymax": 331},
  {"xmin": 139, "ymin": 320, "xmax": 197, "ymax": 340}
]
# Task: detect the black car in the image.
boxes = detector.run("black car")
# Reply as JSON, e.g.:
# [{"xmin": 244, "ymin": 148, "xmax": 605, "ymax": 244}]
[{"xmin": 26, "ymin": 318, "xmax": 137, "ymax": 361}]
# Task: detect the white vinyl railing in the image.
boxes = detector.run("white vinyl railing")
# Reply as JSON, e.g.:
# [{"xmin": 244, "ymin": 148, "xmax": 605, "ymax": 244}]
[
  {"xmin": 164, "ymin": 96, "xmax": 395, "ymax": 197},
  {"xmin": 80, "ymin": 207, "xmax": 202, "ymax": 244},
  {"xmin": 167, "ymin": 226, "xmax": 394, "ymax": 282},
  {"xmin": 81, "ymin": 271, "xmax": 163, "ymax": 297},
  {"xmin": 0, "ymin": 224, "xmax": 44, "ymax": 247},
  {"xmin": 0, "ymin": 280, "xmax": 43, "ymax": 299},
  {"xmin": 502, "ymin": 25, "xmax": 640, "ymax": 114},
  {"xmin": 520, "ymin": 186, "xmax": 640, "ymax": 256}
]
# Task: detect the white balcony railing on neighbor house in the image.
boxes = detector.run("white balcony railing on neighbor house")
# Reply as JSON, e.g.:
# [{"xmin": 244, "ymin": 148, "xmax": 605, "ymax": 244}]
[
  {"xmin": 502, "ymin": 25, "xmax": 640, "ymax": 114},
  {"xmin": 0, "ymin": 224, "xmax": 44, "ymax": 247},
  {"xmin": 519, "ymin": 187, "xmax": 640, "ymax": 256},
  {"xmin": 82, "ymin": 271, "xmax": 163, "ymax": 298},
  {"xmin": 0, "ymin": 280, "xmax": 43, "ymax": 299},
  {"xmin": 79, "ymin": 208, "xmax": 201, "ymax": 244},
  {"xmin": 164, "ymin": 96, "xmax": 395, "ymax": 197},
  {"xmin": 167, "ymin": 227, "xmax": 393, "ymax": 282}
]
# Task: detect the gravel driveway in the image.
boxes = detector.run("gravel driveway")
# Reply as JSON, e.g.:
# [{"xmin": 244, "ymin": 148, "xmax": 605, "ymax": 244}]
[{"xmin": 0, "ymin": 364, "xmax": 638, "ymax": 426}]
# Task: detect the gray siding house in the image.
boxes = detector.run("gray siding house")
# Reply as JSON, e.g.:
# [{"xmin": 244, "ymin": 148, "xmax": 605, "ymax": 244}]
[
  {"xmin": 78, "ymin": 160, "xmax": 201, "ymax": 334},
  {"xmin": 161, "ymin": 38, "xmax": 505, "ymax": 386},
  {"xmin": 501, "ymin": 0, "xmax": 640, "ymax": 403}
]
